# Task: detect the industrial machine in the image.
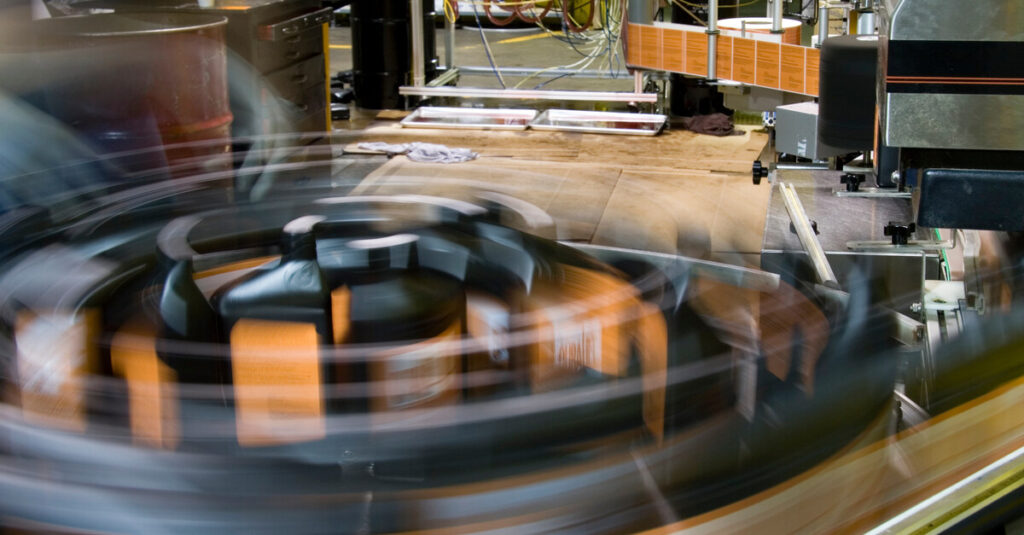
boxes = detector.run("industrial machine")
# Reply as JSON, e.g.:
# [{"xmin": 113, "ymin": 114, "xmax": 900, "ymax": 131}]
[{"xmin": 2, "ymin": 0, "xmax": 1024, "ymax": 533}]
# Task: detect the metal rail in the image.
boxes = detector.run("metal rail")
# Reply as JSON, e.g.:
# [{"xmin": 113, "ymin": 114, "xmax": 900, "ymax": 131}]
[
  {"xmin": 444, "ymin": 10, "xmax": 455, "ymax": 70},
  {"xmin": 818, "ymin": 4, "xmax": 830, "ymax": 45},
  {"xmin": 707, "ymin": 0, "xmax": 719, "ymax": 81},
  {"xmin": 456, "ymin": 66, "xmax": 630, "ymax": 79},
  {"xmin": 779, "ymin": 181, "xmax": 839, "ymax": 287},
  {"xmin": 410, "ymin": 0, "xmax": 426, "ymax": 87},
  {"xmin": 771, "ymin": 0, "xmax": 784, "ymax": 33},
  {"xmin": 398, "ymin": 85, "xmax": 659, "ymax": 102}
]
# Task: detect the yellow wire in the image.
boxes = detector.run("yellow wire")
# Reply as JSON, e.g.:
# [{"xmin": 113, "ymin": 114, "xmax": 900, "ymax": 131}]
[{"xmin": 444, "ymin": 0, "xmax": 457, "ymax": 23}]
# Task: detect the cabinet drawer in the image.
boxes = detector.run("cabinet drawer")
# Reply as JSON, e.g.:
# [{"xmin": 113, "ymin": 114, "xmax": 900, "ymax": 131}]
[
  {"xmin": 264, "ymin": 54, "xmax": 326, "ymax": 105},
  {"xmin": 262, "ymin": 82, "xmax": 327, "ymax": 132},
  {"xmin": 254, "ymin": 24, "xmax": 323, "ymax": 74}
]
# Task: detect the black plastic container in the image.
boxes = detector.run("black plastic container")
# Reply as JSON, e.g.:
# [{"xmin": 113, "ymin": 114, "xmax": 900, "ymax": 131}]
[
  {"xmin": 350, "ymin": 0, "xmax": 438, "ymax": 110},
  {"xmin": 318, "ymin": 229, "xmax": 465, "ymax": 413},
  {"xmin": 215, "ymin": 215, "xmax": 332, "ymax": 447}
]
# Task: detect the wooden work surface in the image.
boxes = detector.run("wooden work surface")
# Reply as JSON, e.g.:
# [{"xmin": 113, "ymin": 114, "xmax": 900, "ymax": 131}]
[{"xmin": 343, "ymin": 120, "xmax": 771, "ymax": 262}]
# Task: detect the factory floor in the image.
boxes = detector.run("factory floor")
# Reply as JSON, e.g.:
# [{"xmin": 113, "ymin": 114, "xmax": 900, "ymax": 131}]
[{"xmin": 324, "ymin": 23, "xmax": 773, "ymax": 267}]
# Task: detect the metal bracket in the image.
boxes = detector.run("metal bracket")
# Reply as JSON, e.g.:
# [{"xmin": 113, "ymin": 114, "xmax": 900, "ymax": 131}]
[
  {"xmin": 779, "ymin": 182, "xmax": 840, "ymax": 287},
  {"xmin": 833, "ymin": 187, "xmax": 912, "ymax": 199},
  {"xmin": 398, "ymin": 86, "xmax": 659, "ymax": 103},
  {"xmin": 846, "ymin": 240, "xmax": 953, "ymax": 252}
]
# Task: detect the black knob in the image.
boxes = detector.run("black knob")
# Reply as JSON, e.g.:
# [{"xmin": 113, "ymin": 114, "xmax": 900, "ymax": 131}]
[
  {"xmin": 884, "ymin": 221, "xmax": 916, "ymax": 245},
  {"xmin": 789, "ymin": 219, "xmax": 820, "ymax": 236},
  {"xmin": 753, "ymin": 161, "xmax": 769, "ymax": 185},
  {"xmin": 840, "ymin": 173, "xmax": 866, "ymax": 192}
]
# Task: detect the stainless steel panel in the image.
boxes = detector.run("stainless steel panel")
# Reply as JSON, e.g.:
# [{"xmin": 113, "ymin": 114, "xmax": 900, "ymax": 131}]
[
  {"xmin": 761, "ymin": 168, "xmax": 938, "ymax": 313},
  {"xmin": 889, "ymin": 0, "xmax": 1024, "ymax": 41},
  {"xmin": 763, "ymin": 169, "xmax": 914, "ymax": 252},
  {"xmin": 775, "ymin": 101, "xmax": 845, "ymax": 160},
  {"xmin": 885, "ymin": 93, "xmax": 1024, "ymax": 150}
]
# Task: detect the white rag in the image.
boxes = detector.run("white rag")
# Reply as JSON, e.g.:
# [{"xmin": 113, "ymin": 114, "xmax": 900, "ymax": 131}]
[{"xmin": 356, "ymin": 142, "xmax": 478, "ymax": 164}]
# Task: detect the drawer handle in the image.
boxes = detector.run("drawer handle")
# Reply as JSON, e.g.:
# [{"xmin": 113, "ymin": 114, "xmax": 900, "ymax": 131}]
[
  {"xmin": 292, "ymin": 74, "xmax": 309, "ymax": 84},
  {"xmin": 286, "ymin": 50, "xmax": 302, "ymax": 59},
  {"xmin": 286, "ymin": 35, "xmax": 301, "ymax": 44},
  {"xmin": 297, "ymin": 103, "xmax": 310, "ymax": 112},
  {"xmin": 258, "ymin": 7, "xmax": 332, "ymax": 41}
]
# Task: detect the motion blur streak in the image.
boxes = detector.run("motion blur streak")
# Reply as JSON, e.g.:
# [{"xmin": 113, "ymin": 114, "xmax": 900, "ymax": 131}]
[{"xmin": 2, "ymin": 7, "xmax": 1024, "ymax": 534}]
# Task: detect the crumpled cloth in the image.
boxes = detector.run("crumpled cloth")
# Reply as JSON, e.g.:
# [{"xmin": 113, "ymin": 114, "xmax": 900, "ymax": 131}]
[
  {"xmin": 356, "ymin": 142, "xmax": 478, "ymax": 163},
  {"xmin": 681, "ymin": 113, "xmax": 736, "ymax": 136}
]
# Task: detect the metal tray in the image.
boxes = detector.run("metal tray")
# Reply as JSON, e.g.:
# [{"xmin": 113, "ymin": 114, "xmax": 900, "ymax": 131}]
[
  {"xmin": 400, "ymin": 107, "xmax": 538, "ymax": 131},
  {"xmin": 529, "ymin": 109, "xmax": 666, "ymax": 136}
]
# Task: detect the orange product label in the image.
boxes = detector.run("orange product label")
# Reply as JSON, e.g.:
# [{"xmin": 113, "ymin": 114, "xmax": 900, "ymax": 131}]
[
  {"xmin": 524, "ymin": 265, "xmax": 637, "ymax": 391},
  {"xmin": 110, "ymin": 323, "xmax": 181, "ymax": 449},
  {"xmin": 780, "ymin": 44, "xmax": 806, "ymax": 94},
  {"xmin": 331, "ymin": 286, "xmax": 351, "ymax": 344},
  {"xmin": 759, "ymin": 281, "xmax": 829, "ymax": 397},
  {"xmin": 523, "ymin": 265, "xmax": 669, "ymax": 440},
  {"xmin": 640, "ymin": 26, "xmax": 663, "ymax": 71},
  {"xmin": 756, "ymin": 41, "xmax": 781, "ymax": 89},
  {"xmin": 231, "ymin": 319, "xmax": 325, "ymax": 447},
  {"xmin": 684, "ymin": 30, "xmax": 708, "ymax": 75},
  {"xmin": 466, "ymin": 292, "xmax": 512, "ymax": 368},
  {"xmin": 626, "ymin": 23, "xmax": 642, "ymax": 66},
  {"xmin": 732, "ymin": 36, "xmax": 757, "ymax": 84},
  {"xmin": 370, "ymin": 322, "xmax": 462, "ymax": 412},
  {"xmin": 662, "ymin": 27, "xmax": 685, "ymax": 73},
  {"xmin": 715, "ymin": 35, "xmax": 734, "ymax": 81},
  {"xmin": 805, "ymin": 47, "xmax": 820, "ymax": 96},
  {"xmin": 635, "ymin": 303, "xmax": 668, "ymax": 442},
  {"xmin": 15, "ymin": 309, "xmax": 99, "ymax": 432}
]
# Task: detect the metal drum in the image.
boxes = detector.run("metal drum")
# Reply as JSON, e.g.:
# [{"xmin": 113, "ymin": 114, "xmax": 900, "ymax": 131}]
[{"xmin": 31, "ymin": 13, "xmax": 233, "ymax": 178}]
